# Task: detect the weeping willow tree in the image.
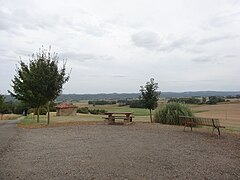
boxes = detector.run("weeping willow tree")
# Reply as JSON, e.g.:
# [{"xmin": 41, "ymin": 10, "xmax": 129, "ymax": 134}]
[{"xmin": 154, "ymin": 102, "xmax": 194, "ymax": 125}]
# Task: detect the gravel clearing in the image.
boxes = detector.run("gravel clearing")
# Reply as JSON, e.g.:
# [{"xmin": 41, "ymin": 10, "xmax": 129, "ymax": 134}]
[{"xmin": 0, "ymin": 123, "xmax": 240, "ymax": 179}]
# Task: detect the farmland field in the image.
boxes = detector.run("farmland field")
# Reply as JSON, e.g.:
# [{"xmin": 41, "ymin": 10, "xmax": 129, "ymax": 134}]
[{"xmin": 191, "ymin": 102, "xmax": 240, "ymax": 131}]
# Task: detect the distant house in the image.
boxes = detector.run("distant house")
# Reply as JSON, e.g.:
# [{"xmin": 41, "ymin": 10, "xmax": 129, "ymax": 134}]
[{"xmin": 56, "ymin": 102, "xmax": 78, "ymax": 116}]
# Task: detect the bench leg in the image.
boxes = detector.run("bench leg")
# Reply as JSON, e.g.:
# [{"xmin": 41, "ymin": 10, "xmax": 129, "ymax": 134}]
[
  {"xmin": 217, "ymin": 128, "xmax": 220, "ymax": 136},
  {"xmin": 212, "ymin": 127, "xmax": 221, "ymax": 136},
  {"xmin": 212, "ymin": 127, "xmax": 215, "ymax": 136}
]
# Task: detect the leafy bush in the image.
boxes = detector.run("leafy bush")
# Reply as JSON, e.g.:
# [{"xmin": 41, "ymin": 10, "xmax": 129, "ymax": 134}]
[
  {"xmin": 49, "ymin": 101, "xmax": 56, "ymax": 112},
  {"xmin": 88, "ymin": 109, "xmax": 106, "ymax": 115},
  {"xmin": 88, "ymin": 100, "xmax": 116, "ymax": 105},
  {"xmin": 28, "ymin": 107, "xmax": 47, "ymax": 115},
  {"xmin": 129, "ymin": 100, "xmax": 145, "ymax": 108},
  {"xmin": 77, "ymin": 107, "xmax": 89, "ymax": 114},
  {"xmin": 168, "ymin": 97, "xmax": 201, "ymax": 104},
  {"xmin": 154, "ymin": 102, "xmax": 194, "ymax": 125},
  {"xmin": 207, "ymin": 96, "xmax": 225, "ymax": 105}
]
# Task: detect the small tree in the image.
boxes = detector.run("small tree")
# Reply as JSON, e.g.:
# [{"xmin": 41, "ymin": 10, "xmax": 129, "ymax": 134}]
[
  {"xmin": 140, "ymin": 78, "xmax": 160, "ymax": 123},
  {"xmin": 31, "ymin": 48, "xmax": 70, "ymax": 124},
  {"xmin": 9, "ymin": 46, "xmax": 70, "ymax": 124}
]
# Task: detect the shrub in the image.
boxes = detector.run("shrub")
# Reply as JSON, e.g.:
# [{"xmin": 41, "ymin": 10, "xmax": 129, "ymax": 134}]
[
  {"xmin": 129, "ymin": 100, "xmax": 145, "ymax": 108},
  {"xmin": 28, "ymin": 107, "xmax": 47, "ymax": 115},
  {"xmin": 88, "ymin": 100, "xmax": 116, "ymax": 105},
  {"xmin": 88, "ymin": 109, "xmax": 106, "ymax": 115},
  {"xmin": 154, "ymin": 102, "xmax": 194, "ymax": 125},
  {"xmin": 207, "ymin": 96, "xmax": 225, "ymax": 105},
  {"xmin": 77, "ymin": 107, "xmax": 89, "ymax": 114}
]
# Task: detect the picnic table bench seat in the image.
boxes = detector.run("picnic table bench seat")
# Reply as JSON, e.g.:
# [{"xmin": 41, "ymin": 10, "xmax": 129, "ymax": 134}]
[{"xmin": 179, "ymin": 116, "xmax": 225, "ymax": 136}]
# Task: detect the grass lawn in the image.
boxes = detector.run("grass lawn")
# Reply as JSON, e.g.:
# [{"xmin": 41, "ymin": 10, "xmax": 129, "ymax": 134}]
[
  {"xmin": 19, "ymin": 111, "xmax": 151, "ymax": 128},
  {"xmin": 89, "ymin": 104, "xmax": 151, "ymax": 116}
]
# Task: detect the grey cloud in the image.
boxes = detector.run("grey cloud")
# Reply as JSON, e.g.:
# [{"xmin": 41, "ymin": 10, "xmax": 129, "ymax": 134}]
[
  {"xmin": 192, "ymin": 56, "xmax": 216, "ymax": 63},
  {"xmin": 131, "ymin": 31, "xmax": 192, "ymax": 52},
  {"xmin": 197, "ymin": 35, "xmax": 238, "ymax": 45},
  {"xmin": 159, "ymin": 37, "xmax": 192, "ymax": 51},
  {"xmin": 61, "ymin": 52, "xmax": 113, "ymax": 62},
  {"xmin": 0, "ymin": 7, "xmax": 62, "ymax": 34},
  {"xmin": 224, "ymin": 55, "xmax": 237, "ymax": 58},
  {"xmin": 63, "ymin": 11, "xmax": 110, "ymax": 37},
  {"xmin": 111, "ymin": 75, "xmax": 127, "ymax": 78},
  {"xmin": 131, "ymin": 31, "xmax": 160, "ymax": 49},
  {"xmin": 66, "ymin": 22, "xmax": 108, "ymax": 37},
  {"xmin": 207, "ymin": 11, "xmax": 240, "ymax": 28}
]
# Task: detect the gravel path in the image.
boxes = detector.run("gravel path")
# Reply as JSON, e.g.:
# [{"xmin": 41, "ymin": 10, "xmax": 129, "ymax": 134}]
[
  {"xmin": 0, "ymin": 117, "xmax": 23, "ymax": 156},
  {"xmin": 0, "ymin": 123, "xmax": 239, "ymax": 179}
]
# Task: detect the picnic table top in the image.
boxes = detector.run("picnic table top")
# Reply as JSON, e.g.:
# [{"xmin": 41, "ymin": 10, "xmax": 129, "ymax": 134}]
[{"xmin": 104, "ymin": 112, "xmax": 133, "ymax": 115}]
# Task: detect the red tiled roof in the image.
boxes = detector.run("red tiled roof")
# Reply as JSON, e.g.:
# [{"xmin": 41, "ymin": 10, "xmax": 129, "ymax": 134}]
[{"xmin": 56, "ymin": 102, "xmax": 78, "ymax": 109}]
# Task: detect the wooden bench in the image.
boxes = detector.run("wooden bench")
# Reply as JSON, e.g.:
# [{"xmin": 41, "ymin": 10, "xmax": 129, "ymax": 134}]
[{"xmin": 179, "ymin": 116, "xmax": 225, "ymax": 136}]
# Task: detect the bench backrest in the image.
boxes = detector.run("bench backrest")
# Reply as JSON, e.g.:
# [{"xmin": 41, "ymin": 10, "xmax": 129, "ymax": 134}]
[{"xmin": 179, "ymin": 116, "xmax": 220, "ymax": 127}]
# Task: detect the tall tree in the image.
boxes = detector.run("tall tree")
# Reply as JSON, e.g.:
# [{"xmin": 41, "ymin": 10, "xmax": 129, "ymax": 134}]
[
  {"xmin": 8, "ymin": 61, "xmax": 45, "ymax": 122},
  {"xmin": 140, "ymin": 78, "xmax": 160, "ymax": 123},
  {"xmin": 9, "ymin": 46, "xmax": 70, "ymax": 124},
  {"xmin": 31, "ymin": 47, "xmax": 70, "ymax": 124}
]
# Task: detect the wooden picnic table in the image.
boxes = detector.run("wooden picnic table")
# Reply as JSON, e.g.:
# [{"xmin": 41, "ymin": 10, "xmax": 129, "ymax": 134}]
[{"xmin": 104, "ymin": 112, "xmax": 133, "ymax": 124}]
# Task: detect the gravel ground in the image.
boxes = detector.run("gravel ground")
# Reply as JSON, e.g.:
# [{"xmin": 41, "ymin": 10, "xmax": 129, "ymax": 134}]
[{"xmin": 0, "ymin": 123, "xmax": 240, "ymax": 180}]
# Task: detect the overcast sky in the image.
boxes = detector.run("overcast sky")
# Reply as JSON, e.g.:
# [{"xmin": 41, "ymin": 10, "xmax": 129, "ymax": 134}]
[{"xmin": 0, "ymin": 0, "xmax": 240, "ymax": 94}]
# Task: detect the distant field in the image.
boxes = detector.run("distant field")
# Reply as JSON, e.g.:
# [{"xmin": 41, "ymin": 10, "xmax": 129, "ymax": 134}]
[{"xmin": 191, "ymin": 103, "xmax": 240, "ymax": 131}]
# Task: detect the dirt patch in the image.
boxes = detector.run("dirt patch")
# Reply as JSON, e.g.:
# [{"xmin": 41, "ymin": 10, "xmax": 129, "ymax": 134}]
[{"xmin": 0, "ymin": 123, "xmax": 239, "ymax": 179}]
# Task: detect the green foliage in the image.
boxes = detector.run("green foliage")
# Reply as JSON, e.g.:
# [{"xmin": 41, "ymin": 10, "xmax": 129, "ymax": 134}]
[
  {"xmin": 0, "ymin": 95, "xmax": 5, "ymax": 114},
  {"xmin": 168, "ymin": 97, "xmax": 201, "ymax": 104},
  {"xmin": 49, "ymin": 101, "xmax": 56, "ymax": 112},
  {"xmin": 140, "ymin": 78, "xmax": 160, "ymax": 122},
  {"xmin": 88, "ymin": 100, "xmax": 116, "ymax": 105},
  {"xmin": 129, "ymin": 100, "xmax": 145, "ymax": 108},
  {"xmin": 207, "ymin": 96, "xmax": 225, "ymax": 105},
  {"xmin": 77, "ymin": 107, "xmax": 106, "ymax": 115},
  {"xmin": 117, "ymin": 99, "xmax": 145, "ymax": 108},
  {"xmin": 28, "ymin": 107, "xmax": 47, "ymax": 115},
  {"xmin": 88, "ymin": 109, "xmax": 106, "ymax": 115},
  {"xmin": 9, "ymin": 46, "xmax": 70, "ymax": 124},
  {"xmin": 77, "ymin": 107, "xmax": 89, "ymax": 114},
  {"xmin": 154, "ymin": 102, "xmax": 194, "ymax": 125},
  {"xmin": 0, "ymin": 98, "xmax": 27, "ymax": 115}
]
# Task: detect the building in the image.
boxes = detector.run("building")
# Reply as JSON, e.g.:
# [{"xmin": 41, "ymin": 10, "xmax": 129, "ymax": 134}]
[{"xmin": 56, "ymin": 102, "xmax": 78, "ymax": 116}]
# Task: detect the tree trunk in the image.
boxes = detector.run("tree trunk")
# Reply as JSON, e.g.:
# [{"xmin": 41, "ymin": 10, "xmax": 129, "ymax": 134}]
[
  {"xmin": 149, "ymin": 109, "xmax": 153, "ymax": 123},
  {"xmin": 47, "ymin": 102, "xmax": 50, "ymax": 125},
  {"xmin": 37, "ymin": 107, "xmax": 40, "ymax": 123}
]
